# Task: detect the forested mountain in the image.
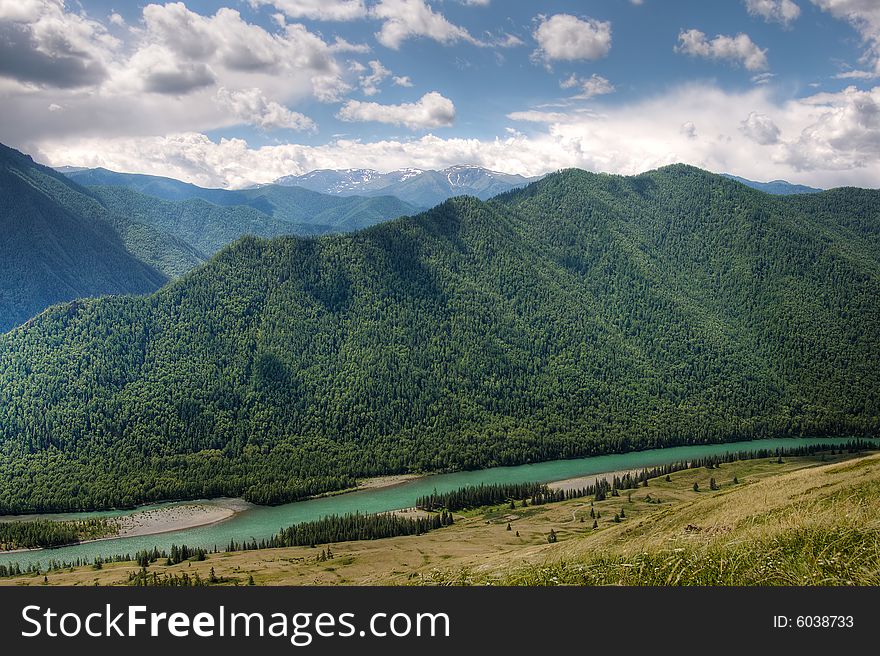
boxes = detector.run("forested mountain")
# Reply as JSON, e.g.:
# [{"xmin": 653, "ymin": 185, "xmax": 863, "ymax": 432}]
[
  {"xmin": 0, "ymin": 165, "xmax": 877, "ymax": 512},
  {"xmin": 89, "ymin": 186, "xmax": 327, "ymax": 256},
  {"xmin": 0, "ymin": 144, "xmax": 168, "ymax": 333},
  {"xmin": 276, "ymin": 166, "xmax": 540, "ymax": 207},
  {"xmin": 723, "ymin": 174, "xmax": 822, "ymax": 195},
  {"xmin": 65, "ymin": 167, "xmax": 420, "ymax": 231}
]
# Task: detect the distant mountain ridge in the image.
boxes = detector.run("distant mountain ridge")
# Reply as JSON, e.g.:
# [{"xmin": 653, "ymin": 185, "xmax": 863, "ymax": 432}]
[
  {"xmin": 63, "ymin": 167, "xmax": 420, "ymax": 234},
  {"xmin": 723, "ymin": 174, "xmax": 822, "ymax": 195},
  {"xmin": 275, "ymin": 165, "xmax": 542, "ymax": 208}
]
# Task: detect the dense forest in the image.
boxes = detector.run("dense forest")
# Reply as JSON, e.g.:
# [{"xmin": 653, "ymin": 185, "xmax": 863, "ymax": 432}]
[
  {"xmin": 0, "ymin": 165, "xmax": 878, "ymax": 512},
  {"xmin": 0, "ymin": 518, "xmax": 116, "ymax": 551},
  {"xmin": 0, "ymin": 144, "xmax": 169, "ymax": 332}
]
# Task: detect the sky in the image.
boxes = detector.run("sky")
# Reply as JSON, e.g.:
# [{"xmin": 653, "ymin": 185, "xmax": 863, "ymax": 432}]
[{"xmin": 1, "ymin": 0, "xmax": 879, "ymax": 189}]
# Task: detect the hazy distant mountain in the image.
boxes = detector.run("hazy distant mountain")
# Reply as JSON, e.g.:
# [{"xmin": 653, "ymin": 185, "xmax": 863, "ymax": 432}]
[
  {"xmin": 276, "ymin": 166, "xmax": 542, "ymax": 208},
  {"xmin": 723, "ymin": 174, "xmax": 822, "ymax": 195},
  {"xmin": 64, "ymin": 167, "xmax": 420, "ymax": 233}
]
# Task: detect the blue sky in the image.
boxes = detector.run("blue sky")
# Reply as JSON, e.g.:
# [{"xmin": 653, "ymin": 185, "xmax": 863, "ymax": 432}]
[{"xmin": 1, "ymin": 1, "xmax": 879, "ymax": 188}]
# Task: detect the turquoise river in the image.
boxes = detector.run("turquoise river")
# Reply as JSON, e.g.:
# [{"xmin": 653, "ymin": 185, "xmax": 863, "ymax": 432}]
[{"xmin": 2, "ymin": 437, "xmax": 870, "ymax": 569}]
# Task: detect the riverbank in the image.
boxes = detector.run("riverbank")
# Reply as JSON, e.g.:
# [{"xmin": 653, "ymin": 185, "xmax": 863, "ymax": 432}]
[
  {"xmin": 115, "ymin": 499, "xmax": 252, "ymax": 539},
  {"xmin": 1, "ymin": 437, "xmax": 871, "ymax": 569}
]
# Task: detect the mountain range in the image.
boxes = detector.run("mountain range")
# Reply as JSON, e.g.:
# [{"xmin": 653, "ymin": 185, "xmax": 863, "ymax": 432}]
[
  {"xmin": 1, "ymin": 162, "xmax": 876, "ymax": 512},
  {"xmin": 274, "ymin": 166, "xmax": 541, "ymax": 208},
  {"xmin": 722, "ymin": 174, "xmax": 822, "ymax": 195},
  {"xmin": 0, "ymin": 144, "xmax": 418, "ymax": 332}
]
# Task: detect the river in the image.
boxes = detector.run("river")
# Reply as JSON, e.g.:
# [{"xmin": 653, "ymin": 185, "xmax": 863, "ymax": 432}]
[{"xmin": 2, "ymin": 437, "xmax": 867, "ymax": 569}]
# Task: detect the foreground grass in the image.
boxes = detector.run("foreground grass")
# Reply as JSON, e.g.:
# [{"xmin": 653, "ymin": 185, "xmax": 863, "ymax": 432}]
[
  {"xmin": 447, "ymin": 453, "xmax": 880, "ymax": 586},
  {"xmin": 3, "ymin": 451, "xmax": 878, "ymax": 586}
]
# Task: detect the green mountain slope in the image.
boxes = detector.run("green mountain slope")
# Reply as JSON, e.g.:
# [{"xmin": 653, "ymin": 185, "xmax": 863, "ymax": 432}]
[
  {"xmin": 0, "ymin": 144, "xmax": 169, "ymax": 333},
  {"xmin": 0, "ymin": 166, "xmax": 877, "ymax": 511},
  {"xmin": 89, "ymin": 186, "xmax": 327, "ymax": 256}
]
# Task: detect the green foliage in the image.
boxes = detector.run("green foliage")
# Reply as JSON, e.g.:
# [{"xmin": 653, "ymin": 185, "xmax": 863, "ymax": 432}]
[
  {"xmin": 227, "ymin": 510, "xmax": 453, "ymax": 551},
  {"xmin": 1, "ymin": 165, "xmax": 878, "ymax": 511},
  {"xmin": 417, "ymin": 482, "xmax": 549, "ymax": 512},
  {"xmin": 0, "ymin": 144, "xmax": 166, "ymax": 332},
  {"xmin": 0, "ymin": 518, "xmax": 116, "ymax": 550}
]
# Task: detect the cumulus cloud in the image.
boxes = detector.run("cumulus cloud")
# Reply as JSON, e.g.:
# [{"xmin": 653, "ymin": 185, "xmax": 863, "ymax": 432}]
[
  {"xmin": 37, "ymin": 84, "xmax": 880, "ymax": 191},
  {"xmin": 533, "ymin": 14, "xmax": 612, "ymax": 63},
  {"xmin": 784, "ymin": 85, "xmax": 880, "ymax": 171},
  {"xmin": 337, "ymin": 91, "xmax": 456, "ymax": 129},
  {"xmin": 248, "ymin": 0, "xmax": 367, "ymax": 21},
  {"xmin": 561, "ymin": 73, "xmax": 615, "ymax": 99},
  {"xmin": 393, "ymin": 75, "xmax": 413, "ymax": 87},
  {"xmin": 371, "ymin": 0, "xmax": 479, "ymax": 49},
  {"xmin": 127, "ymin": 44, "xmax": 216, "ymax": 95},
  {"xmin": 215, "ymin": 87, "xmax": 316, "ymax": 131},
  {"xmin": 745, "ymin": 0, "xmax": 801, "ymax": 27},
  {"xmin": 676, "ymin": 29, "xmax": 769, "ymax": 71},
  {"xmin": 358, "ymin": 60, "xmax": 390, "ymax": 96},
  {"xmin": 0, "ymin": 0, "xmax": 119, "ymax": 88},
  {"xmin": 740, "ymin": 111, "xmax": 782, "ymax": 144}
]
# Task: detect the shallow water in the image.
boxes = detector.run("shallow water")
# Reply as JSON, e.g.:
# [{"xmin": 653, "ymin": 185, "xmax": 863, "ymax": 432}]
[{"xmin": 3, "ymin": 437, "xmax": 867, "ymax": 570}]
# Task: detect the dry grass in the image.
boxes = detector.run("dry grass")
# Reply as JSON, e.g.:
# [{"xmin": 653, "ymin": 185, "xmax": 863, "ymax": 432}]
[{"xmin": 3, "ymin": 452, "xmax": 877, "ymax": 586}]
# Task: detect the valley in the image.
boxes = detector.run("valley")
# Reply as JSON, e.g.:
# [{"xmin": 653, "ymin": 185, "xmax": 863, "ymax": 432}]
[
  {"xmin": 1, "ymin": 162, "xmax": 878, "ymax": 514},
  {"xmin": 3, "ymin": 448, "xmax": 876, "ymax": 586}
]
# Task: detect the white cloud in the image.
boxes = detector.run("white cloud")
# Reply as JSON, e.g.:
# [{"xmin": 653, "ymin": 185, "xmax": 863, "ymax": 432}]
[
  {"xmin": 371, "ymin": 0, "xmax": 479, "ymax": 49},
  {"xmin": 561, "ymin": 73, "xmax": 615, "ymax": 99},
  {"xmin": 508, "ymin": 110, "xmax": 576, "ymax": 123},
  {"xmin": 676, "ymin": 29, "xmax": 769, "ymax": 71},
  {"xmin": 337, "ymin": 91, "xmax": 456, "ymax": 129},
  {"xmin": 745, "ymin": 0, "xmax": 801, "ymax": 27},
  {"xmin": 215, "ymin": 87, "xmax": 316, "ymax": 131},
  {"xmin": 810, "ymin": 0, "xmax": 880, "ymax": 74},
  {"xmin": 248, "ymin": 0, "xmax": 367, "ymax": 21},
  {"xmin": 460, "ymin": 0, "xmax": 490, "ymax": 6},
  {"xmin": 393, "ymin": 75, "xmax": 413, "ymax": 87},
  {"xmin": 740, "ymin": 111, "xmax": 782, "ymax": 144},
  {"xmin": 358, "ymin": 59, "xmax": 390, "ymax": 96},
  {"xmin": 783, "ymin": 85, "xmax": 880, "ymax": 171},
  {"xmin": 751, "ymin": 72, "xmax": 777, "ymax": 84},
  {"xmin": 126, "ymin": 44, "xmax": 217, "ymax": 95},
  {"xmin": 108, "ymin": 12, "xmax": 125, "ymax": 27},
  {"xmin": 0, "ymin": 1, "xmax": 357, "ymax": 153},
  {"xmin": 835, "ymin": 69, "xmax": 877, "ymax": 79},
  {"xmin": 36, "ymin": 84, "xmax": 880, "ymax": 190},
  {"xmin": 0, "ymin": 0, "xmax": 120, "ymax": 88},
  {"xmin": 533, "ymin": 14, "xmax": 612, "ymax": 63}
]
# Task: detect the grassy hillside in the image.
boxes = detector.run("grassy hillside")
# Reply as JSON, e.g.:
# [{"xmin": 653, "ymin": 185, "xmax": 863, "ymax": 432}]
[
  {"xmin": 6, "ymin": 451, "xmax": 876, "ymax": 586},
  {"xmin": 0, "ymin": 166, "xmax": 877, "ymax": 512},
  {"xmin": 0, "ymin": 144, "xmax": 168, "ymax": 333}
]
